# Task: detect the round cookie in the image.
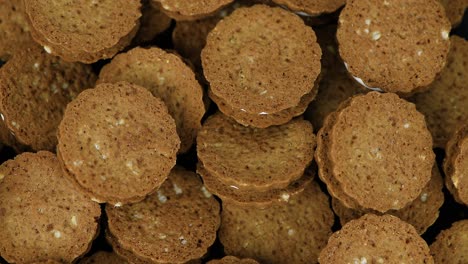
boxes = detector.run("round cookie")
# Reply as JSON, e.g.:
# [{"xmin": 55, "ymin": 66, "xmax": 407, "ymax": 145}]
[
  {"xmin": 319, "ymin": 214, "xmax": 433, "ymax": 263},
  {"xmin": 202, "ymin": 4, "xmax": 321, "ymax": 114},
  {"xmin": 132, "ymin": 0, "xmax": 172, "ymax": 45},
  {"xmin": 337, "ymin": 0, "xmax": 451, "ymax": 95},
  {"xmin": 151, "ymin": 0, "xmax": 234, "ymax": 21},
  {"xmin": 79, "ymin": 251, "xmax": 128, "ymax": 264},
  {"xmin": 197, "ymin": 113, "xmax": 315, "ymax": 191},
  {"xmin": 106, "ymin": 232, "xmax": 153, "ymax": 264},
  {"xmin": 0, "ymin": 0, "xmax": 32, "ymax": 60},
  {"xmin": 443, "ymin": 124, "xmax": 468, "ymax": 205},
  {"xmin": 332, "ymin": 165, "xmax": 444, "ymax": 235},
  {"xmin": 106, "ymin": 166, "xmax": 220, "ymax": 264},
  {"xmin": 272, "ymin": 0, "xmax": 344, "ymax": 16},
  {"xmin": 0, "ymin": 151, "xmax": 101, "ymax": 263},
  {"xmin": 440, "ymin": 0, "xmax": 468, "ymax": 26},
  {"xmin": 430, "ymin": 220, "xmax": 468, "ymax": 263},
  {"xmin": 329, "ymin": 92, "xmax": 434, "ymax": 212},
  {"xmin": 57, "ymin": 82, "xmax": 180, "ymax": 205},
  {"xmin": 98, "ymin": 47, "xmax": 205, "ymax": 153},
  {"xmin": 410, "ymin": 36, "xmax": 468, "ymax": 148},
  {"xmin": 23, "ymin": 0, "xmax": 141, "ymax": 63},
  {"xmin": 219, "ymin": 180, "xmax": 334, "ymax": 264},
  {"xmin": 207, "ymin": 256, "xmax": 259, "ymax": 264},
  {"xmin": 197, "ymin": 163, "xmax": 313, "ymax": 207},
  {"xmin": 0, "ymin": 43, "xmax": 96, "ymax": 151}
]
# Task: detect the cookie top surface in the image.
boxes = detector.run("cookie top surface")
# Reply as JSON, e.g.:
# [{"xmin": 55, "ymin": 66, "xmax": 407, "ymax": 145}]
[
  {"xmin": 410, "ymin": 36, "xmax": 468, "ymax": 148},
  {"xmin": 79, "ymin": 251, "xmax": 128, "ymax": 264},
  {"xmin": 152, "ymin": 0, "xmax": 234, "ymax": 20},
  {"xmin": 23, "ymin": 0, "xmax": 141, "ymax": 62},
  {"xmin": 0, "ymin": 0, "xmax": 32, "ymax": 60},
  {"xmin": 430, "ymin": 220, "xmax": 468, "ymax": 264},
  {"xmin": 272, "ymin": 0, "xmax": 345, "ymax": 15},
  {"xmin": 106, "ymin": 167, "xmax": 221, "ymax": 264},
  {"xmin": 219, "ymin": 180, "xmax": 334, "ymax": 264},
  {"xmin": 337, "ymin": 0, "xmax": 451, "ymax": 94},
  {"xmin": 319, "ymin": 214, "xmax": 434, "ymax": 264},
  {"xmin": 0, "ymin": 151, "xmax": 101, "ymax": 263},
  {"xmin": 98, "ymin": 47, "xmax": 205, "ymax": 153},
  {"xmin": 0, "ymin": 43, "xmax": 96, "ymax": 151},
  {"xmin": 202, "ymin": 4, "xmax": 321, "ymax": 114},
  {"xmin": 58, "ymin": 82, "xmax": 180, "ymax": 205},
  {"xmin": 329, "ymin": 92, "xmax": 434, "ymax": 212},
  {"xmin": 197, "ymin": 113, "xmax": 315, "ymax": 191},
  {"xmin": 207, "ymin": 256, "xmax": 259, "ymax": 264}
]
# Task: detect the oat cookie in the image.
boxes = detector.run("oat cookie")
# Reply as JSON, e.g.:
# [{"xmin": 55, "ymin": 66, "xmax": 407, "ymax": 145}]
[
  {"xmin": 0, "ymin": 0, "xmax": 32, "ymax": 60},
  {"xmin": 207, "ymin": 256, "xmax": 259, "ymax": 264},
  {"xmin": 430, "ymin": 220, "xmax": 468, "ymax": 264},
  {"xmin": 444, "ymin": 123, "xmax": 468, "ymax": 205},
  {"xmin": 272, "ymin": 0, "xmax": 344, "ymax": 16}
]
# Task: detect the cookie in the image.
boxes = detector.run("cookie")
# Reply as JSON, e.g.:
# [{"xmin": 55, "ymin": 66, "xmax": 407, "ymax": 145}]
[
  {"xmin": 0, "ymin": 151, "xmax": 101, "ymax": 263},
  {"xmin": 23, "ymin": 0, "xmax": 141, "ymax": 63},
  {"xmin": 319, "ymin": 214, "xmax": 433, "ymax": 263},
  {"xmin": 337, "ymin": 0, "xmax": 451, "ymax": 95},
  {"xmin": 98, "ymin": 47, "xmax": 205, "ymax": 153},
  {"xmin": 410, "ymin": 36, "xmax": 468, "ymax": 148},
  {"xmin": 106, "ymin": 166, "xmax": 220, "ymax": 264},
  {"xmin": 152, "ymin": 0, "xmax": 234, "ymax": 21},
  {"xmin": 430, "ymin": 220, "xmax": 468, "ymax": 264},
  {"xmin": 132, "ymin": 0, "xmax": 172, "ymax": 45},
  {"xmin": 444, "ymin": 123, "xmax": 468, "ymax": 205},
  {"xmin": 207, "ymin": 256, "xmax": 259, "ymax": 264},
  {"xmin": 272, "ymin": 0, "xmax": 344, "ymax": 16},
  {"xmin": 79, "ymin": 251, "xmax": 128, "ymax": 264},
  {"xmin": 197, "ymin": 113, "xmax": 315, "ymax": 191},
  {"xmin": 0, "ymin": 43, "xmax": 96, "ymax": 151},
  {"xmin": 332, "ymin": 165, "xmax": 444, "ymax": 235},
  {"xmin": 219, "ymin": 180, "xmax": 334, "ymax": 264},
  {"xmin": 440, "ymin": 0, "xmax": 468, "ymax": 26},
  {"xmin": 197, "ymin": 163, "xmax": 313, "ymax": 207},
  {"xmin": 329, "ymin": 92, "xmax": 434, "ymax": 212},
  {"xmin": 0, "ymin": 0, "xmax": 32, "ymax": 60},
  {"xmin": 57, "ymin": 82, "xmax": 180, "ymax": 205},
  {"xmin": 202, "ymin": 4, "xmax": 321, "ymax": 115}
]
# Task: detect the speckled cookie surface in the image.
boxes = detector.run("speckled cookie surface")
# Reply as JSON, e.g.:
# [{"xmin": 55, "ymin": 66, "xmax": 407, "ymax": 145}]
[
  {"xmin": 79, "ymin": 251, "xmax": 128, "ymax": 264},
  {"xmin": 430, "ymin": 220, "xmax": 468, "ymax": 264},
  {"xmin": 440, "ymin": 0, "xmax": 468, "ymax": 26},
  {"xmin": 202, "ymin": 4, "xmax": 321, "ymax": 114},
  {"xmin": 57, "ymin": 82, "xmax": 180, "ymax": 205},
  {"xmin": 98, "ymin": 47, "xmax": 205, "ymax": 153},
  {"xmin": 0, "ymin": 151, "xmax": 101, "ymax": 263},
  {"xmin": 444, "ymin": 124, "xmax": 468, "ymax": 205},
  {"xmin": 23, "ymin": 0, "xmax": 141, "ymax": 63},
  {"xmin": 197, "ymin": 113, "xmax": 315, "ymax": 191},
  {"xmin": 272, "ymin": 0, "xmax": 344, "ymax": 15},
  {"xmin": 219, "ymin": 180, "xmax": 334, "ymax": 264},
  {"xmin": 106, "ymin": 167, "xmax": 220, "ymax": 264},
  {"xmin": 337, "ymin": 0, "xmax": 451, "ymax": 95},
  {"xmin": 0, "ymin": 43, "xmax": 95, "ymax": 151},
  {"xmin": 319, "ymin": 214, "xmax": 434, "ymax": 264},
  {"xmin": 207, "ymin": 256, "xmax": 259, "ymax": 264},
  {"xmin": 329, "ymin": 92, "xmax": 434, "ymax": 212},
  {"xmin": 197, "ymin": 163, "xmax": 313, "ymax": 207},
  {"xmin": 332, "ymin": 165, "xmax": 444, "ymax": 235},
  {"xmin": 132, "ymin": 0, "xmax": 172, "ymax": 45},
  {"xmin": 152, "ymin": 0, "xmax": 234, "ymax": 20},
  {"xmin": 410, "ymin": 36, "xmax": 468, "ymax": 148},
  {"xmin": 0, "ymin": 0, "xmax": 32, "ymax": 60}
]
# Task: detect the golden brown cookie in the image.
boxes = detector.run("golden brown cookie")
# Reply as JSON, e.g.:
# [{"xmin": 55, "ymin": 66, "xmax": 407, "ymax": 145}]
[
  {"xmin": 337, "ymin": 0, "xmax": 451, "ymax": 95},
  {"xmin": 430, "ymin": 220, "xmax": 468, "ymax": 264},
  {"xmin": 98, "ymin": 47, "xmax": 205, "ymax": 153},
  {"xmin": 23, "ymin": 0, "xmax": 141, "ymax": 63},
  {"xmin": 272, "ymin": 0, "xmax": 344, "ymax": 16},
  {"xmin": 0, "ymin": 0, "xmax": 32, "ymax": 60},
  {"xmin": 79, "ymin": 251, "xmax": 128, "ymax": 264},
  {"xmin": 410, "ymin": 36, "xmax": 468, "ymax": 148},
  {"xmin": 440, "ymin": 0, "xmax": 468, "ymax": 26},
  {"xmin": 57, "ymin": 82, "xmax": 180, "ymax": 205},
  {"xmin": 152, "ymin": 0, "xmax": 234, "ymax": 21},
  {"xmin": 0, "ymin": 151, "xmax": 100, "ymax": 263},
  {"xmin": 207, "ymin": 256, "xmax": 259, "ymax": 264},
  {"xmin": 444, "ymin": 123, "xmax": 468, "ymax": 205}
]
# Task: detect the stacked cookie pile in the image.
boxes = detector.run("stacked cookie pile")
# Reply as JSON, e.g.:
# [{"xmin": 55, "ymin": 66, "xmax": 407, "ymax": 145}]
[{"xmin": 0, "ymin": 0, "xmax": 467, "ymax": 263}]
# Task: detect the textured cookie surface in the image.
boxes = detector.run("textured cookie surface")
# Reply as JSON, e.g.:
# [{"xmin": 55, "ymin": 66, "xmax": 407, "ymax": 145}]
[
  {"xmin": 202, "ymin": 4, "xmax": 321, "ymax": 114},
  {"xmin": 272, "ymin": 0, "xmax": 344, "ymax": 15},
  {"xmin": 444, "ymin": 124, "xmax": 468, "ymax": 205},
  {"xmin": 0, "ymin": 151, "xmax": 101, "ymax": 263},
  {"xmin": 0, "ymin": 0, "xmax": 32, "ymax": 60},
  {"xmin": 330, "ymin": 92, "xmax": 434, "ymax": 212},
  {"xmin": 337, "ymin": 0, "xmax": 450, "ymax": 94},
  {"xmin": 24, "ymin": 0, "xmax": 141, "ymax": 63},
  {"xmin": 79, "ymin": 251, "xmax": 128, "ymax": 264},
  {"xmin": 107, "ymin": 167, "xmax": 220, "ymax": 264},
  {"xmin": 440, "ymin": 0, "xmax": 468, "ymax": 26},
  {"xmin": 197, "ymin": 113, "xmax": 315, "ymax": 191},
  {"xmin": 58, "ymin": 82, "xmax": 180, "ymax": 205},
  {"xmin": 0, "ymin": 43, "xmax": 95, "ymax": 151},
  {"xmin": 410, "ymin": 36, "xmax": 468, "ymax": 148},
  {"xmin": 207, "ymin": 256, "xmax": 259, "ymax": 264},
  {"xmin": 219, "ymin": 180, "xmax": 334, "ymax": 264},
  {"xmin": 430, "ymin": 220, "xmax": 468, "ymax": 264},
  {"xmin": 98, "ymin": 47, "xmax": 205, "ymax": 153},
  {"xmin": 152, "ymin": 0, "xmax": 234, "ymax": 20},
  {"xmin": 319, "ymin": 214, "xmax": 434, "ymax": 264}
]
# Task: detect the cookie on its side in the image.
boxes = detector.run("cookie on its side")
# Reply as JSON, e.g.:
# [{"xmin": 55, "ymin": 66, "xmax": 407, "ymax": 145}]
[{"xmin": 430, "ymin": 220, "xmax": 468, "ymax": 263}]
